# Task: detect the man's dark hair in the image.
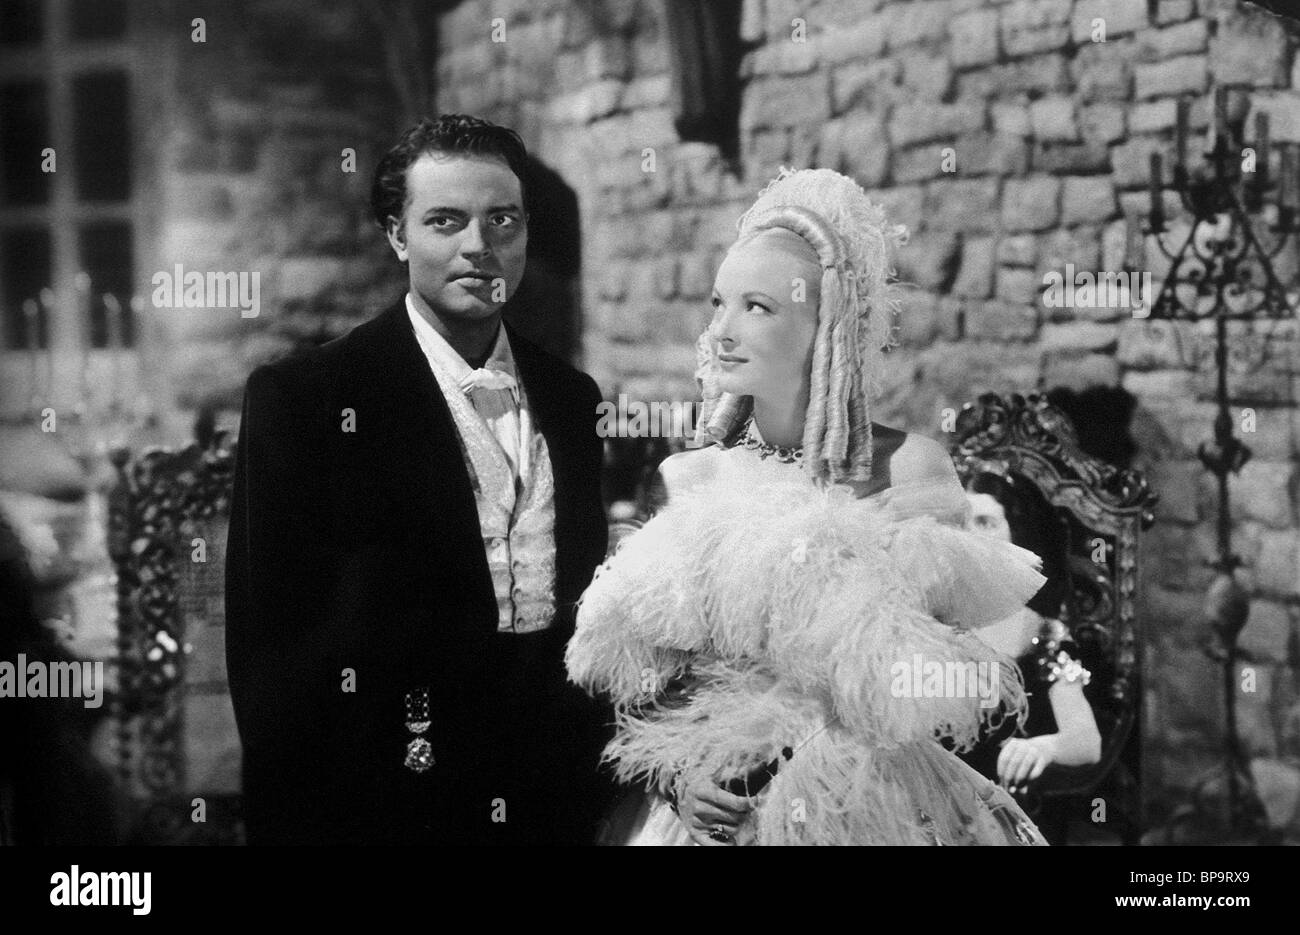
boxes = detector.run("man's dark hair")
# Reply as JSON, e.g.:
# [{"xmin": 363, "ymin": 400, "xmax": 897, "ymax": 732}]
[{"xmin": 370, "ymin": 114, "xmax": 529, "ymax": 231}]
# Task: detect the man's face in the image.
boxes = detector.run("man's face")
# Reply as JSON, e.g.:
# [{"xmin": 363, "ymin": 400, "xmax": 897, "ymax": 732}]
[{"xmin": 385, "ymin": 152, "xmax": 527, "ymax": 322}]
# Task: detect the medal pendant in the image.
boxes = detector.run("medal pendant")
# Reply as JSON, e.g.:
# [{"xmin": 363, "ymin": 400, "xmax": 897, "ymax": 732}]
[{"xmin": 405, "ymin": 737, "xmax": 435, "ymax": 773}]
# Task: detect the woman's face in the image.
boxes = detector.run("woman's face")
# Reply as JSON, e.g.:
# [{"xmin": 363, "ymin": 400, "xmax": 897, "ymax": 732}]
[
  {"xmin": 967, "ymin": 492, "xmax": 1012, "ymax": 542},
  {"xmin": 708, "ymin": 229, "xmax": 821, "ymax": 401}
]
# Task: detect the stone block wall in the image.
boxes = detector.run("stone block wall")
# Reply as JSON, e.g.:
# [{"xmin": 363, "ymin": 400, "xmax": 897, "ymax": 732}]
[
  {"xmin": 84, "ymin": 0, "xmax": 1298, "ymax": 839},
  {"xmin": 144, "ymin": 0, "xmax": 403, "ymax": 414},
  {"xmin": 432, "ymin": 0, "xmax": 1300, "ymax": 837}
]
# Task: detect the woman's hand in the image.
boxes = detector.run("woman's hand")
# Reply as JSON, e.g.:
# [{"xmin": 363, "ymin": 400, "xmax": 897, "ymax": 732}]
[
  {"xmin": 676, "ymin": 772, "xmax": 754, "ymax": 846},
  {"xmin": 1046, "ymin": 680, "xmax": 1103, "ymax": 767},
  {"xmin": 997, "ymin": 735, "xmax": 1059, "ymax": 794}
]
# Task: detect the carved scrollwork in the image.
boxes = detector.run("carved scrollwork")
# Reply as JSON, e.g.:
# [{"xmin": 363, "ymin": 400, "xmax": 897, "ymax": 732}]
[
  {"xmin": 953, "ymin": 393, "xmax": 1158, "ymax": 527},
  {"xmin": 107, "ymin": 430, "xmax": 237, "ymax": 838},
  {"xmin": 950, "ymin": 392, "xmax": 1159, "ymax": 811}
]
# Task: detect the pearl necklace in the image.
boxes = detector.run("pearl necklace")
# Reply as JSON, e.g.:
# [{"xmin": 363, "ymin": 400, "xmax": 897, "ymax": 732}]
[{"xmin": 738, "ymin": 422, "xmax": 804, "ymax": 465}]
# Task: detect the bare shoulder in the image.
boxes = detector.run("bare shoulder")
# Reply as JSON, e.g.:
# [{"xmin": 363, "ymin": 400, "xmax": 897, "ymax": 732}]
[
  {"xmin": 656, "ymin": 446, "xmax": 720, "ymax": 498},
  {"xmin": 885, "ymin": 430, "xmax": 959, "ymax": 486}
]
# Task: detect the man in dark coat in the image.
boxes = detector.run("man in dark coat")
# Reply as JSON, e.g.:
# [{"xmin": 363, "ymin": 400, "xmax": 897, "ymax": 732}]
[{"xmin": 225, "ymin": 115, "xmax": 610, "ymax": 844}]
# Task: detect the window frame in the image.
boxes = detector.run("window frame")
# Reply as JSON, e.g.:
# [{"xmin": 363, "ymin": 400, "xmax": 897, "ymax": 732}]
[{"xmin": 0, "ymin": 0, "xmax": 157, "ymax": 422}]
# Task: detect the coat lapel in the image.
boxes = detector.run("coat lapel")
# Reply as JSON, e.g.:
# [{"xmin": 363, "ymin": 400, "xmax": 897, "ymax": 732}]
[
  {"xmin": 506, "ymin": 322, "xmax": 569, "ymax": 485},
  {"xmin": 330, "ymin": 299, "xmax": 496, "ymax": 627},
  {"xmin": 326, "ymin": 307, "xmax": 588, "ymax": 651}
]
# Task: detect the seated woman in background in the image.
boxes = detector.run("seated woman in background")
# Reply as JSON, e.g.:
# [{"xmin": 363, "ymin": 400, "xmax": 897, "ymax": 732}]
[{"xmin": 961, "ymin": 474, "xmax": 1102, "ymax": 797}]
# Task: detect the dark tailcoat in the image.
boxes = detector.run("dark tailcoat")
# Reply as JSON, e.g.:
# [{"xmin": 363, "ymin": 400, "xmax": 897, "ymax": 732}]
[{"xmin": 225, "ymin": 299, "xmax": 611, "ymax": 844}]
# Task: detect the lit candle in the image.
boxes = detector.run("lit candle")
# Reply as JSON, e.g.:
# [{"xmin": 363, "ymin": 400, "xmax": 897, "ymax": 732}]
[
  {"xmin": 104, "ymin": 293, "xmax": 122, "ymax": 410},
  {"xmin": 1229, "ymin": 88, "xmax": 1248, "ymax": 128},
  {"xmin": 1255, "ymin": 111, "xmax": 1270, "ymax": 190},
  {"xmin": 74, "ymin": 272, "xmax": 92, "ymax": 415},
  {"xmin": 1284, "ymin": 146, "xmax": 1294, "ymax": 205},
  {"xmin": 1279, "ymin": 145, "xmax": 1297, "ymax": 233},
  {"xmin": 1149, "ymin": 152, "xmax": 1165, "ymax": 231},
  {"xmin": 23, "ymin": 298, "xmax": 39, "ymax": 410},
  {"xmin": 1205, "ymin": 86, "xmax": 1221, "ymax": 153},
  {"xmin": 23, "ymin": 297, "xmax": 38, "ymax": 352},
  {"xmin": 1281, "ymin": 144, "xmax": 1297, "ymax": 209},
  {"xmin": 1126, "ymin": 215, "xmax": 1146, "ymax": 271},
  {"xmin": 39, "ymin": 288, "xmax": 55, "ymax": 409},
  {"xmin": 1175, "ymin": 98, "xmax": 1189, "ymax": 172}
]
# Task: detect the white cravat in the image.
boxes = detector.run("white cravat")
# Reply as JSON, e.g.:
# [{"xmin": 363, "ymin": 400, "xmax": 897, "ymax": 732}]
[{"xmin": 406, "ymin": 295, "xmax": 524, "ymax": 482}]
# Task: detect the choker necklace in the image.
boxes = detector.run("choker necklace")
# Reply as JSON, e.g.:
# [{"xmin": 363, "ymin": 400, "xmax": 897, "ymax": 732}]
[{"xmin": 738, "ymin": 422, "xmax": 804, "ymax": 465}]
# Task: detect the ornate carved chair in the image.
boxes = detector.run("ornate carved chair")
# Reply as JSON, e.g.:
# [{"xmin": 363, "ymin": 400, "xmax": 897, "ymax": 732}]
[
  {"xmin": 602, "ymin": 434, "xmax": 682, "ymax": 555},
  {"xmin": 950, "ymin": 393, "xmax": 1158, "ymax": 845},
  {"xmin": 107, "ymin": 429, "xmax": 242, "ymax": 844}
]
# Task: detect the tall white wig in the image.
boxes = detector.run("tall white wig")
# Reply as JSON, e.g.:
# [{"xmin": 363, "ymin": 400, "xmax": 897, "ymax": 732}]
[{"xmin": 695, "ymin": 168, "xmax": 909, "ymax": 486}]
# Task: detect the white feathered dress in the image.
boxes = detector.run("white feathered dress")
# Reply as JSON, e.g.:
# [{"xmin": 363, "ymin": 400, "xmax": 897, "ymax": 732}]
[{"xmin": 566, "ymin": 444, "xmax": 1050, "ymax": 846}]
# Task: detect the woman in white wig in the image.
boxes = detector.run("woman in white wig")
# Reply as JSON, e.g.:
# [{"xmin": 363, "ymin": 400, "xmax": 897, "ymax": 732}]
[{"xmin": 566, "ymin": 168, "xmax": 1048, "ymax": 846}]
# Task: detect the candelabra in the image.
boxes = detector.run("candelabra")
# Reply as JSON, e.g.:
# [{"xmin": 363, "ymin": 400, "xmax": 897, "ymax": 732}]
[
  {"xmin": 23, "ymin": 276, "xmax": 154, "ymax": 470},
  {"xmin": 14, "ymin": 279, "xmax": 157, "ymax": 666},
  {"xmin": 1128, "ymin": 85, "xmax": 1298, "ymax": 842}
]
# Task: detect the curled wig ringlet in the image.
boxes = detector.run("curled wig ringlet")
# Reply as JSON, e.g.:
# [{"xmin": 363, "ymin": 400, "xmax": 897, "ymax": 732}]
[{"xmin": 695, "ymin": 167, "xmax": 910, "ymax": 487}]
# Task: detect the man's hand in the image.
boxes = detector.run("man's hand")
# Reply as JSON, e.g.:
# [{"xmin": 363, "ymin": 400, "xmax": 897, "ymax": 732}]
[{"xmin": 676, "ymin": 772, "xmax": 754, "ymax": 846}]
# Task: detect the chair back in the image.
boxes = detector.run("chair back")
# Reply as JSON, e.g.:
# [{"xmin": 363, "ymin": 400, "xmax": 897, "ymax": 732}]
[
  {"xmin": 951, "ymin": 392, "xmax": 1158, "ymax": 832},
  {"xmin": 107, "ymin": 432, "xmax": 242, "ymax": 844}
]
